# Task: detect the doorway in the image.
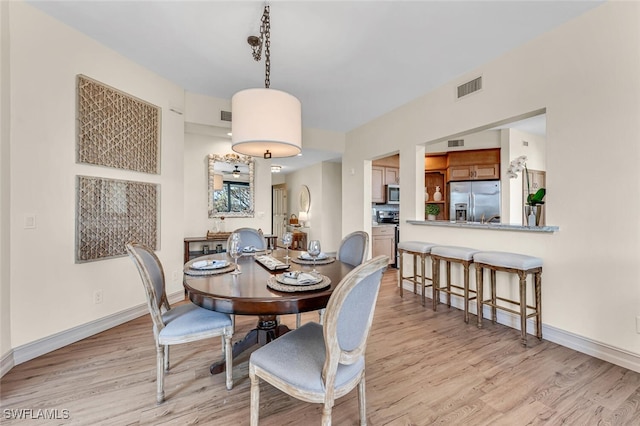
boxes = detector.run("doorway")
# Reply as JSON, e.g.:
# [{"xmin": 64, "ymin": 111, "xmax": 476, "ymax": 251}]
[{"xmin": 272, "ymin": 183, "xmax": 287, "ymax": 242}]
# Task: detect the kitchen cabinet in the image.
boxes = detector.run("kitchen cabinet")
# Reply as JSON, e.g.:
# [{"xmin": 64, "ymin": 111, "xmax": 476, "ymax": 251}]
[
  {"xmin": 372, "ymin": 166, "xmax": 385, "ymax": 203},
  {"xmin": 372, "ymin": 226, "xmax": 396, "ymax": 265},
  {"xmin": 372, "ymin": 165, "xmax": 399, "ymax": 203},
  {"xmin": 385, "ymin": 167, "xmax": 399, "ymax": 185},
  {"xmin": 448, "ymin": 163, "xmax": 500, "ymax": 181},
  {"xmin": 445, "ymin": 148, "xmax": 500, "ymax": 182}
]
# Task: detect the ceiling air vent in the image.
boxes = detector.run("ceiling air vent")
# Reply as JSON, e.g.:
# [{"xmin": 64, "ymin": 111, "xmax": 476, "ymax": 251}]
[
  {"xmin": 457, "ymin": 76, "xmax": 482, "ymax": 99},
  {"xmin": 523, "ymin": 141, "xmax": 529, "ymax": 147},
  {"xmin": 448, "ymin": 139, "xmax": 464, "ymax": 148},
  {"xmin": 220, "ymin": 110, "xmax": 232, "ymax": 122}
]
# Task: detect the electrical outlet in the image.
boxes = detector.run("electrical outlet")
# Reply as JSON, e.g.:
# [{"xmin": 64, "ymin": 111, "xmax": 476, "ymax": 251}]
[
  {"xmin": 94, "ymin": 290, "xmax": 103, "ymax": 304},
  {"xmin": 172, "ymin": 271, "xmax": 180, "ymax": 283},
  {"xmin": 636, "ymin": 316, "xmax": 640, "ymax": 334}
]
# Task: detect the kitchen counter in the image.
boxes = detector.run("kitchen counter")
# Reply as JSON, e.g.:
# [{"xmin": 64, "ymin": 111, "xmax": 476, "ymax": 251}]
[{"xmin": 406, "ymin": 220, "xmax": 559, "ymax": 233}]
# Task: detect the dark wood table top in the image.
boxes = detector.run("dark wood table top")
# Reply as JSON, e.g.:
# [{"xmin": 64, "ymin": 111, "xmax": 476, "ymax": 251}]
[{"xmin": 183, "ymin": 249, "xmax": 355, "ymax": 316}]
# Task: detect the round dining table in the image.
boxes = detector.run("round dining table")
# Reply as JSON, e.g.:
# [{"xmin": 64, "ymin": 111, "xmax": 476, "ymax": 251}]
[{"xmin": 183, "ymin": 248, "xmax": 355, "ymax": 374}]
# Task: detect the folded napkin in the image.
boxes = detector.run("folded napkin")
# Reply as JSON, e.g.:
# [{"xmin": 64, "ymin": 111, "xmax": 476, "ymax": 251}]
[
  {"xmin": 300, "ymin": 252, "xmax": 328, "ymax": 260},
  {"xmin": 297, "ymin": 272, "xmax": 320, "ymax": 284},
  {"xmin": 191, "ymin": 259, "xmax": 227, "ymax": 269}
]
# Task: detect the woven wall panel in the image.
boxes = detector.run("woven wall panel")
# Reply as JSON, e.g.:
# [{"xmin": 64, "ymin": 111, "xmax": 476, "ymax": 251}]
[
  {"xmin": 76, "ymin": 176, "xmax": 159, "ymax": 262},
  {"xmin": 77, "ymin": 75, "xmax": 160, "ymax": 174}
]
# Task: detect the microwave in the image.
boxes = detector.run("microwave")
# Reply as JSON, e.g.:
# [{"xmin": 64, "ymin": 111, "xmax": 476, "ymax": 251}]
[{"xmin": 386, "ymin": 184, "xmax": 400, "ymax": 204}]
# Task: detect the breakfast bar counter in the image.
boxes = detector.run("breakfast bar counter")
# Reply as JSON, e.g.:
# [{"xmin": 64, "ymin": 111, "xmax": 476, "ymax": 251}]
[{"xmin": 406, "ymin": 220, "xmax": 559, "ymax": 233}]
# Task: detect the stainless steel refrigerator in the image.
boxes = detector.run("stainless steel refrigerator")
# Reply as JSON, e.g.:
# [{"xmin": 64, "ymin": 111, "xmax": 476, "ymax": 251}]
[{"xmin": 449, "ymin": 181, "xmax": 501, "ymax": 223}]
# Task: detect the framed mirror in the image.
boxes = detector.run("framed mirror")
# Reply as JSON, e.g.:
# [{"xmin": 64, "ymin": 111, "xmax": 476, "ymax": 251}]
[
  {"xmin": 299, "ymin": 185, "xmax": 310, "ymax": 213},
  {"xmin": 208, "ymin": 153, "xmax": 255, "ymax": 218}
]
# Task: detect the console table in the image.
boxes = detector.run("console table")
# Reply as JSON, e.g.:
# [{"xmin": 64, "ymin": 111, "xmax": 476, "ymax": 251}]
[{"xmin": 183, "ymin": 233, "xmax": 231, "ymax": 263}]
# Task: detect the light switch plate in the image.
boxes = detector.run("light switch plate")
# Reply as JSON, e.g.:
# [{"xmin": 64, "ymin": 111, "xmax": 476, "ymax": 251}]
[{"xmin": 24, "ymin": 215, "xmax": 36, "ymax": 229}]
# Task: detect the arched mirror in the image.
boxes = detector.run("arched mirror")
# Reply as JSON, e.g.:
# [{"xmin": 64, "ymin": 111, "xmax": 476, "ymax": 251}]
[{"xmin": 208, "ymin": 153, "xmax": 254, "ymax": 218}]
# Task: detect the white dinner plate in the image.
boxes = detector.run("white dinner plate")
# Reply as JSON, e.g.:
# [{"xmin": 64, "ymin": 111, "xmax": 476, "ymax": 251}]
[{"xmin": 190, "ymin": 260, "xmax": 229, "ymax": 270}]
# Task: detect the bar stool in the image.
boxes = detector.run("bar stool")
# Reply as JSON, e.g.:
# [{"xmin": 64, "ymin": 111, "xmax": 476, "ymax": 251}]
[
  {"xmin": 397, "ymin": 241, "xmax": 437, "ymax": 308},
  {"xmin": 474, "ymin": 251, "xmax": 543, "ymax": 346},
  {"xmin": 431, "ymin": 246, "xmax": 480, "ymax": 323}
]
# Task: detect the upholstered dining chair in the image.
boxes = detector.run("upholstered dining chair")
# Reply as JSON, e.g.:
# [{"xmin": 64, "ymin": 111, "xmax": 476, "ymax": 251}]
[
  {"xmin": 296, "ymin": 231, "xmax": 370, "ymax": 328},
  {"xmin": 227, "ymin": 227, "xmax": 267, "ymax": 251},
  {"xmin": 125, "ymin": 242, "xmax": 234, "ymax": 404},
  {"xmin": 337, "ymin": 231, "xmax": 369, "ymax": 266},
  {"xmin": 249, "ymin": 255, "xmax": 388, "ymax": 426}
]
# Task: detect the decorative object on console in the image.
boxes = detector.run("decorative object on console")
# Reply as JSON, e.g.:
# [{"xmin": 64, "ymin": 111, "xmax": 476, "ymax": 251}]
[{"xmin": 231, "ymin": 5, "xmax": 302, "ymax": 159}]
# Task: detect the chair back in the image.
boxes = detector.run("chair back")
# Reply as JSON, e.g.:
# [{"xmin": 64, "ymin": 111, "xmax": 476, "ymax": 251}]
[
  {"xmin": 321, "ymin": 255, "xmax": 388, "ymax": 388},
  {"xmin": 336, "ymin": 231, "xmax": 369, "ymax": 266},
  {"xmin": 125, "ymin": 242, "xmax": 169, "ymax": 337},
  {"xmin": 228, "ymin": 227, "xmax": 267, "ymax": 250}
]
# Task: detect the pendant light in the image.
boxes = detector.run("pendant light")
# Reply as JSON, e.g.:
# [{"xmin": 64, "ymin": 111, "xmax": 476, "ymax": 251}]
[{"xmin": 231, "ymin": 5, "xmax": 302, "ymax": 159}]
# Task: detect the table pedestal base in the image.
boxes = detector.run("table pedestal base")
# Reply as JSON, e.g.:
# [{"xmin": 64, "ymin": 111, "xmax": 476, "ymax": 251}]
[{"xmin": 210, "ymin": 315, "xmax": 290, "ymax": 375}]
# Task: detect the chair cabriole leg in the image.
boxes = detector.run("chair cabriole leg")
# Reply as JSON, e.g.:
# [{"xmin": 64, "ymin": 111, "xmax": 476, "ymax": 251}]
[
  {"xmin": 358, "ymin": 374, "xmax": 367, "ymax": 426},
  {"xmin": 249, "ymin": 366, "xmax": 260, "ymax": 426},
  {"xmin": 224, "ymin": 332, "xmax": 233, "ymax": 390},
  {"xmin": 156, "ymin": 345, "xmax": 165, "ymax": 404}
]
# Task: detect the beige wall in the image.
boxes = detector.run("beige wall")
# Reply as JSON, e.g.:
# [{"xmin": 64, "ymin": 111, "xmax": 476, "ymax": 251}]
[
  {"xmin": 285, "ymin": 161, "xmax": 342, "ymax": 253},
  {"xmin": 183, "ymin": 123, "xmax": 273, "ymax": 238},
  {"xmin": 1, "ymin": 0, "xmax": 11, "ymax": 361},
  {"xmin": 344, "ymin": 1, "xmax": 640, "ymax": 359},
  {"xmin": 6, "ymin": 3, "xmax": 186, "ymax": 349}
]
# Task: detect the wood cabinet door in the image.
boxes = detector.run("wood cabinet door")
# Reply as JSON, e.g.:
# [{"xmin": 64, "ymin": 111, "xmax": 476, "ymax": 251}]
[
  {"xmin": 448, "ymin": 165, "xmax": 473, "ymax": 181},
  {"xmin": 372, "ymin": 235, "xmax": 395, "ymax": 265},
  {"xmin": 385, "ymin": 167, "xmax": 399, "ymax": 185},
  {"xmin": 372, "ymin": 166, "xmax": 385, "ymax": 203},
  {"xmin": 474, "ymin": 164, "xmax": 500, "ymax": 180}
]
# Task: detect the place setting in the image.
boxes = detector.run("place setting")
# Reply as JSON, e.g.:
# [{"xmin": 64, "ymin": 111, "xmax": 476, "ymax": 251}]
[
  {"xmin": 267, "ymin": 270, "xmax": 331, "ymax": 293},
  {"xmin": 290, "ymin": 239, "xmax": 336, "ymax": 266},
  {"xmin": 183, "ymin": 256, "xmax": 236, "ymax": 276}
]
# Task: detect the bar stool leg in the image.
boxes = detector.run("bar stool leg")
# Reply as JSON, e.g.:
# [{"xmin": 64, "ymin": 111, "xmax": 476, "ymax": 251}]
[
  {"xmin": 413, "ymin": 254, "xmax": 418, "ymax": 296},
  {"xmin": 535, "ymin": 271, "xmax": 542, "ymax": 339},
  {"xmin": 476, "ymin": 266, "xmax": 484, "ymax": 328},
  {"xmin": 445, "ymin": 261, "xmax": 452, "ymax": 308},
  {"xmin": 432, "ymin": 257, "xmax": 439, "ymax": 309},
  {"xmin": 463, "ymin": 264, "xmax": 470, "ymax": 324},
  {"xmin": 519, "ymin": 271, "xmax": 528, "ymax": 346},
  {"xmin": 490, "ymin": 269, "xmax": 497, "ymax": 323},
  {"xmin": 421, "ymin": 254, "xmax": 427, "ymax": 307},
  {"xmin": 398, "ymin": 251, "xmax": 404, "ymax": 297}
]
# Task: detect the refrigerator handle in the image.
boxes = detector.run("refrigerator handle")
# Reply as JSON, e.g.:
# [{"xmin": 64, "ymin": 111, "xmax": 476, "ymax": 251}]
[{"xmin": 470, "ymin": 193, "xmax": 475, "ymax": 222}]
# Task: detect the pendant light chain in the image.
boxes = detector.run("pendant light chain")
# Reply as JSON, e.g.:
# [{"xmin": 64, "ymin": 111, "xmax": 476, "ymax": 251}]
[
  {"xmin": 263, "ymin": 6, "xmax": 270, "ymax": 89},
  {"xmin": 250, "ymin": 6, "xmax": 271, "ymax": 89}
]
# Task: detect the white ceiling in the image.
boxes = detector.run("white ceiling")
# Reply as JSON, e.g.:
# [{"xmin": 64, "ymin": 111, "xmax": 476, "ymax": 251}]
[{"xmin": 28, "ymin": 0, "xmax": 600, "ymax": 172}]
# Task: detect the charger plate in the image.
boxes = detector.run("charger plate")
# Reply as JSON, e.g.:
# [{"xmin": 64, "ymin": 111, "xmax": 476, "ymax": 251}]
[
  {"xmin": 267, "ymin": 274, "xmax": 331, "ymax": 292},
  {"xmin": 290, "ymin": 257, "xmax": 336, "ymax": 265},
  {"xmin": 183, "ymin": 258, "xmax": 236, "ymax": 276}
]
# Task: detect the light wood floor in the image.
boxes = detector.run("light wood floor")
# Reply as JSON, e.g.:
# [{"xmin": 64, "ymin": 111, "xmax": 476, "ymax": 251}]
[{"xmin": 2, "ymin": 270, "xmax": 640, "ymax": 425}]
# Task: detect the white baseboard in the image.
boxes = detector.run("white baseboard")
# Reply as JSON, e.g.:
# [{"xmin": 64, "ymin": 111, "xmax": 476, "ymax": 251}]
[
  {"xmin": 1, "ymin": 291, "xmax": 184, "ymax": 378},
  {"xmin": 403, "ymin": 283, "xmax": 640, "ymax": 374}
]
